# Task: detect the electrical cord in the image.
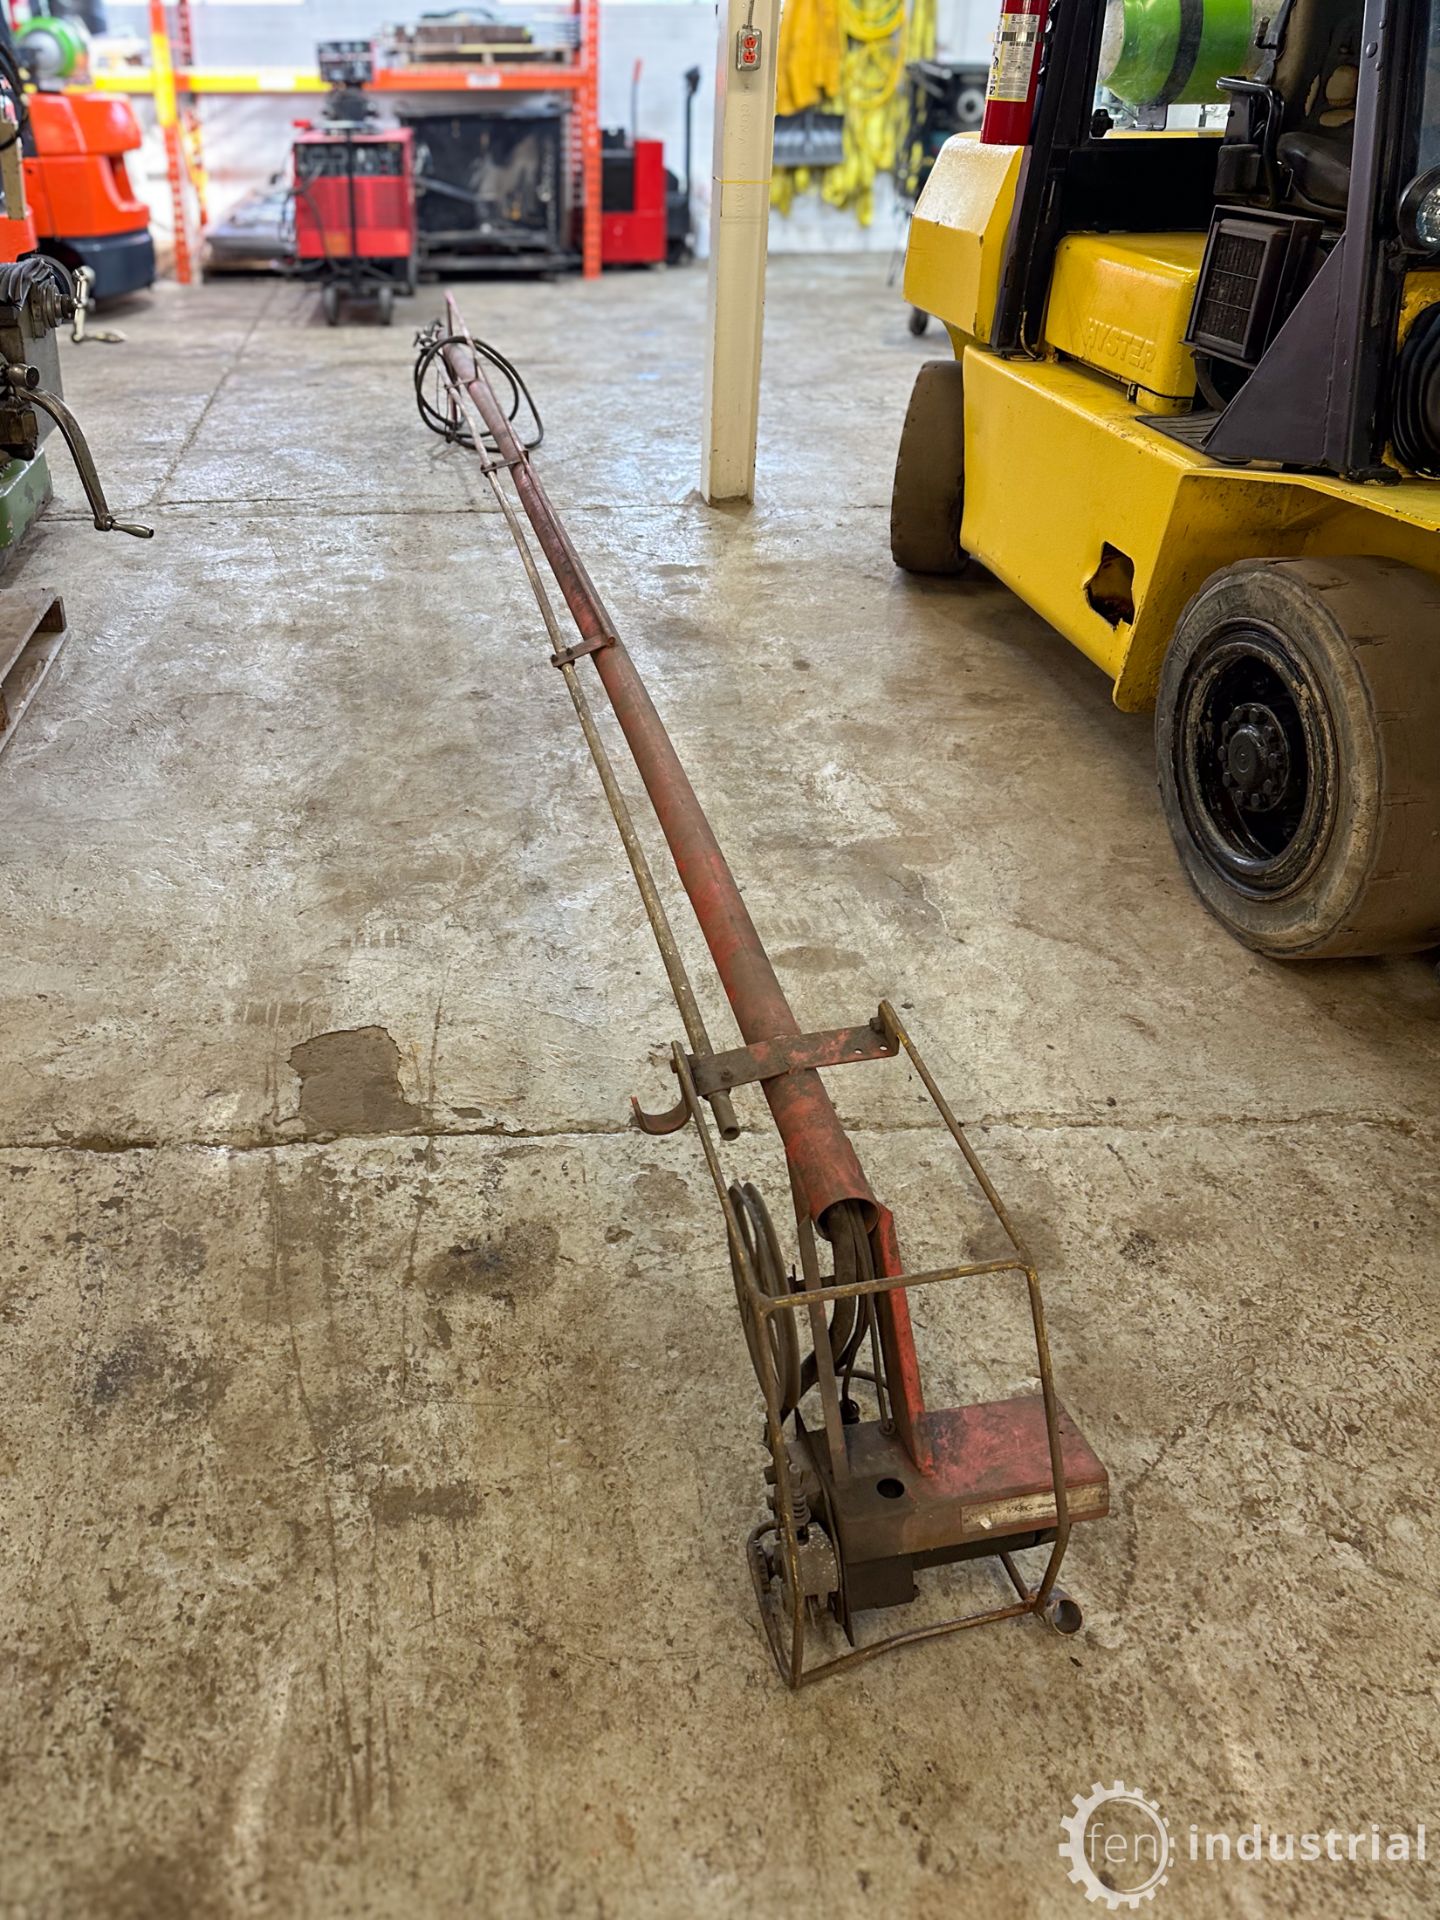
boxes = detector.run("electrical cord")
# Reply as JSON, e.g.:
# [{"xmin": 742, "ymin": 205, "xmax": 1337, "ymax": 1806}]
[{"xmin": 412, "ymin": 326, "xmax": 544, "ymax": 454}]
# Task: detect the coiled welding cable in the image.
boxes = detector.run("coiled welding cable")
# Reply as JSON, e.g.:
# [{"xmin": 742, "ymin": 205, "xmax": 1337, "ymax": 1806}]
[{"xmin": 412, "ymin": 327, "xmax": 544, "ymax": 455}]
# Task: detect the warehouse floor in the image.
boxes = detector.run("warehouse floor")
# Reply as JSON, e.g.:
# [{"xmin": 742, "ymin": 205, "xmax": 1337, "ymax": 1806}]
[{"xmin": 2, "ymin": 260, "xmax": 1437, "ymax": 1919}]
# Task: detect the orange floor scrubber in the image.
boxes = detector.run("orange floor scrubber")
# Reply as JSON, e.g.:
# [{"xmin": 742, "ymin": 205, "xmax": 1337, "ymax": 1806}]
[{"xmin": 22, "ymin": 88, "xmax": 154, "ymax": 302}]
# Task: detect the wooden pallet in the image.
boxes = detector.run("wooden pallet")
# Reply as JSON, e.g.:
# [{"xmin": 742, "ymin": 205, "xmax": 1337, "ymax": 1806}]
[{"xmin": 0, "ymin": 590, "xmax": 67, "ymax": 759}]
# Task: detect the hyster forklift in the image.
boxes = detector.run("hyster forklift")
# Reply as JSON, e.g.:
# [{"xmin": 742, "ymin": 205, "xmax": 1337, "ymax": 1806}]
[{"xmin": 892, "ymin": 0, "xmax": 1440, "ymax": 957}]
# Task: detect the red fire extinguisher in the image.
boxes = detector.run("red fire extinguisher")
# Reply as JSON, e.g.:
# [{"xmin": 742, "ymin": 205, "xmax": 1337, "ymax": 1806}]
[{"xmin": 980, "ymin": 0, "xmax": 1050, "ymax": 144}]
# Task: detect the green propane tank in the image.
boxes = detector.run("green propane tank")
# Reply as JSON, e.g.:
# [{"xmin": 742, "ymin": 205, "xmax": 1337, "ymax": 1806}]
[
  {"xmin": 1099, "ymin": 0, "xmax": 1258, "ymax": 110},
  {"xmin": 15, "ymin": 17, "xmax": 89, "ymax": 86}
]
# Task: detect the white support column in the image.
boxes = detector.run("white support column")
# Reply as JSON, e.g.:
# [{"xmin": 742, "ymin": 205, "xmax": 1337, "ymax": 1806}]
[{"xmin": 701, "ymin": 0, "xmax": 782, "ymax": 504}]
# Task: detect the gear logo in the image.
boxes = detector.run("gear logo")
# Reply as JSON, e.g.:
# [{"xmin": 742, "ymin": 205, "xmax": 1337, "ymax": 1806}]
[{"xmin": 1059, "ymin": 1781, "xmax": 1171, "ymax": 1910}]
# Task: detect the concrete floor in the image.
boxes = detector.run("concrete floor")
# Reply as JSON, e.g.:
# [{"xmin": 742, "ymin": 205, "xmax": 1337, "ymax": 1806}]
[{"xmin": 1, "ymin": 259, "xmax": 1437, "ymax": 1919}]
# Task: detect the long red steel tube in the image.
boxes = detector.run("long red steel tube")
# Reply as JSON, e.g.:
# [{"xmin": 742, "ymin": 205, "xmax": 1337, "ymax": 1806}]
[{"xmin": 441, "ymin": 306, "xmax": 930, "ymax": 1463}]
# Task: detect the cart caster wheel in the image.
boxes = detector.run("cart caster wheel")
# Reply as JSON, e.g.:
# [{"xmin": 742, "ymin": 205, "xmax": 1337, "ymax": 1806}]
[
  {"xmin": 908, "ymin": 306, "xmax": 929, "ymax": 336},
  {"xmin": 1041, "ymin": 1589, "xmax": 1083, "ymax": 1635},
  {"xmin": 376, "ymin": 284, "xmax": 394, "ymax": 327},
  {"xmin": 321, "ymin": 282, "xmax": 341, "ymax": 327}
]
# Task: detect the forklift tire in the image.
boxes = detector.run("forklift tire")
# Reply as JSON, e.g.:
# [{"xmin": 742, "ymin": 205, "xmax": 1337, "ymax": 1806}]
[
  {"xmin": 1156, "ymin": 556, "xmax": 1440, "ymax": 958},
  {"xmin": 908, "ymin": 306, "xmax": 930, "ymax": 336},
  {"xmin": 322, "ymin": 282, "xmax": 341, "ymax": 327},
  {"xmin": 890, "ymin": 359, "xmax": 968, "ymax": 576}
]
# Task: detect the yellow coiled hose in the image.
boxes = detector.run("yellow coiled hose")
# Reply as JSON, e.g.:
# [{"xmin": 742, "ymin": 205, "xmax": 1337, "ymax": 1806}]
[{"xmin": 772, "ymin": 0, "xmax": 935, "ymax": 226}]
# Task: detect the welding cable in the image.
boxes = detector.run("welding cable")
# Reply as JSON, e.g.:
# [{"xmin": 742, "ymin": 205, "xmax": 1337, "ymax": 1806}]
[
  {"xmin": 829, "ymin": 1199, "xmax": 873, "ymax": 1379},
  {"xmin": 791, "ymin": 1198, "xmax": 873, "ymax": 1410},
  {"xmin": 413, "ymin": 328, "xmax": 544, "ymax": 455},
  {"xmin": 775, "ymin": 0, "xmax": 844, "ymax": 117},
  {"xmin": 836, "ymin": 1218, "xmax": 892, "ymax": 1421}
]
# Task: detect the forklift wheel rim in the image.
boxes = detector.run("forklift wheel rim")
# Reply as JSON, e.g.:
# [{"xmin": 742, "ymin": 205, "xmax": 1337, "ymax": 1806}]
[{"xmin": 1172, "ymin": 621, "xmax": 1337, "ymax": 897}]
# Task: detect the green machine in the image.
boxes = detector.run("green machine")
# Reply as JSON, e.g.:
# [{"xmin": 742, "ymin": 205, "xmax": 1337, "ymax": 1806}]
[
  {"xmin": 0, "ymin": 19, "xmax": 148, "ymax": 565},
  {"xmin": 0, "ymin": 432, "xmax": 54, "ymax": 555},
  {"xmin": 0, "ymin": 256, "xmax": 151, "ymax": 559}
]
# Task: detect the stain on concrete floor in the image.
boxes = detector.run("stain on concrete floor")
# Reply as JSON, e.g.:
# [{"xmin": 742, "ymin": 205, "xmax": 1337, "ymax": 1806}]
[{"xmin": 289, "ymin": 1026, "xmax": 421, "ymax": 1137}]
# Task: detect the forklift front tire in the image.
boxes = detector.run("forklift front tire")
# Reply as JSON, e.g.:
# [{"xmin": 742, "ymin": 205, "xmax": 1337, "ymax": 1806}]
[
  {"xmin": 1156, "ymin": 556, "xmax": 1440, "ymax": 958},
  {"xmin": 890, "ymin": 358, "xmax": 969, "ymax": 577}
]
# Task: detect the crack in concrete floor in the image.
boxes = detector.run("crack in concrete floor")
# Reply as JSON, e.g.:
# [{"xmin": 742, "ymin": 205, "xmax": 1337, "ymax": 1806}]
[{"xmin": 1, "ymin": 1105, "xmax": 1426, "ymax": 1158}]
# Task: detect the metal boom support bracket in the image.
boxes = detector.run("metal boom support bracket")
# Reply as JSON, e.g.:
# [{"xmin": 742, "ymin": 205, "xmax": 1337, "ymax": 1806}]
[{"xmin": 632, "ymin": 1008, "xmax": 899, "ymax": 1136}]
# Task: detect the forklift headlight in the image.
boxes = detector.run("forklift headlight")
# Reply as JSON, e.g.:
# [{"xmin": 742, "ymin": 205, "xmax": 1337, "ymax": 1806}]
[{"xmin": 1398, "ymin": 169, "xmax": 1440, "ymax": 253}]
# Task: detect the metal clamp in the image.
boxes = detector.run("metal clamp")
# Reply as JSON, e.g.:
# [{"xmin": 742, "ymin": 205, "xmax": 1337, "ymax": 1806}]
[{"xmin": 551, "ymin": 634, "xmax": 614, "ymax": 670}]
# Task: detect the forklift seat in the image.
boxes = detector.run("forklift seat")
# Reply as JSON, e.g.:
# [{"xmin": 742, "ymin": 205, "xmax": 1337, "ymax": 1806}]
[
  {"xmin": 1277, "ymin": 126, "xmax": 1353, "ymax": 210},
  {"xmin": 1273, "ymin": 34, "xmax": 1358, "ymax": 215}
]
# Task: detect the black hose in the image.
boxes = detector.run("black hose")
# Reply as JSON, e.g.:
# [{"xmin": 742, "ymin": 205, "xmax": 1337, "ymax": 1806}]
[
  {"xmin": 793, "ymin": 1198, "xmax": 875, "ymax": 1407},
  {"xmin": 1394, "ymin": 304, "xmax": 1440, "ymax": 477},
  {"xmin": 412, "ymin": 327, "xmax": 544, "ymax": 455}
]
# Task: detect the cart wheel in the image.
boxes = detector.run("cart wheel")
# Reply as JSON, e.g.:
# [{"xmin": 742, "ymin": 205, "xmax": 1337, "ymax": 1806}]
[
  {"xmin": 1156, "ymin": 556, "xmax": 1440, "ymax": 958},
  {"xmin": 726, "ymin": 1182, "xmax": 802, "ymax": 1416},
  {"xmin": 908, "ymin": 306, "xmax": 929, "ymax": 336},
  {"xmin": 375, "ymin": 283, "xmax": 395, "ymax": 326},
  {"xmin": 890, "ymin": 358, "xmax": 969, "ymax": 576},
  {"xmin": 321, "ymin": 281, "xmax": 341, "ymax": 327}
]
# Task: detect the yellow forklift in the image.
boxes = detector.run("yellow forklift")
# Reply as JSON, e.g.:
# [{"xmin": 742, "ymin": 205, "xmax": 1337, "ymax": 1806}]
[{"xmin": 891, "ymin": 0, "xmax": 1440, "ymax": 957}]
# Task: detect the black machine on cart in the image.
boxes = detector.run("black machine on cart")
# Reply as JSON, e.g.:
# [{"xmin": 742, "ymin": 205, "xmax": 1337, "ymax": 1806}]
[{"xmin": 405, "ymin": 103, "xmax": 572, "ymax": 273}]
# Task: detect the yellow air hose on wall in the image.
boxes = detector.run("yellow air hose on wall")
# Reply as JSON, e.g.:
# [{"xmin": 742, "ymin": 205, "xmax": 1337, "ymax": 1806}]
[{"xmin": 772, "ymin": 0, "xmax": 936, "ymax": 226}]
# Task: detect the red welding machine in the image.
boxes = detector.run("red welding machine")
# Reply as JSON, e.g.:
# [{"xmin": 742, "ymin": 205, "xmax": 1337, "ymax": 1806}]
[{"xmin": 292, "ymin": 123, "xmax": 417, "ymax": 325}]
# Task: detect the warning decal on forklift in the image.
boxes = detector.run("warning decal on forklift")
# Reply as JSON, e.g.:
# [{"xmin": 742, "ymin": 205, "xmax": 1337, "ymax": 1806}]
[{"xmin": 987, "ymin": 18, "xmax": 1041, "ymax": 103}]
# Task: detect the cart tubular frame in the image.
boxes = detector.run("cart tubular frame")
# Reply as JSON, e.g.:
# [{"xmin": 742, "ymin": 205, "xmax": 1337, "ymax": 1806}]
[{"xmin": 424, "ymin": 296, "xmax": 1108, "ymax": 1684}]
